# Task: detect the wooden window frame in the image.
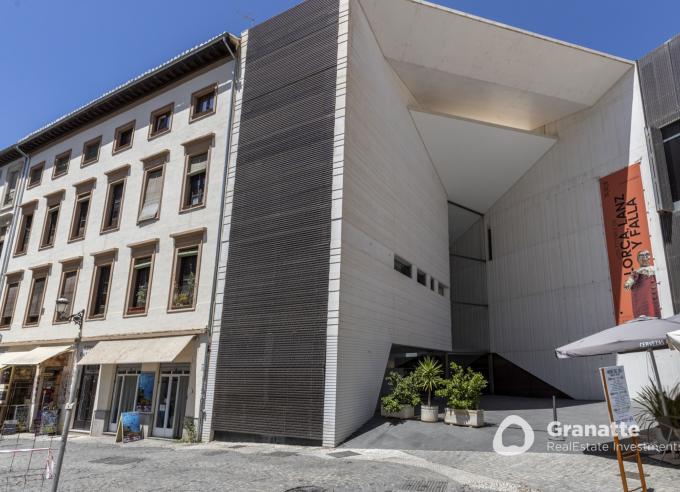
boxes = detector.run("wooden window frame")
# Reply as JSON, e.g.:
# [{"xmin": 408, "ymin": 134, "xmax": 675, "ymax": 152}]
[
  {"xmin": 38, "ymin": 194, "xmax": 63, "ymax": 251},
  {"xmin": 52, "ymin": 150, "xmax": 71, "ymax": 179},
  {"xmin": 81, "ymin": 136, "xmax": 102, "ymax": 167},
  {"xmin": 23, "ymin": 264, "xmax": 51, "ymax": 327},
  {"xmin": 53, "ymin": 257, "xmax": 82, "ymax": 324},
  {"xmin": 87, "ymin": 249, "xmax": 117, "ymax": 321},
  {"xmin": 124, "ymin": 239, "xmax": 158, "ymax": 318},
  {"xmin": 2, "ymin": 165, "xmax": 21, "ymax": 209},
  {"xmin": 167, "ymin": 228, "xmax": 205, "ymax": 312},
  {"xmin": 68, "ymin": 178, "xmax": 96, "ymax": 242},
  {"xmin": 27, "ymin": 162, "xmax": 45, "ymax": 189},
  {"xmin": 112, "ymin": 120, "xmax": 136, "ymax": 155},
  {"xmin": 0, "ymin": 271, "xmax": 23, "ymax": 329},
  {"xmin": 148, "ymin": 103, "xmax": 174, "ymax": 140},
  {"xmin": 101, "ymin": 164, "xmax": 129, "ymax": 234},
  {"xmin": 180, "ymin": 134, "xmax": 213, "ymax": 213},
  {"xmin": 137, "ymin": 151, "xmax": 168, "ymax": 224},
  {"xmin": 189, "ymin": 84, "xmax": 217, "ymax": 123},
  {"xmin": 14, "ymin": 201, "xmax": 38, "ymax": 257}
]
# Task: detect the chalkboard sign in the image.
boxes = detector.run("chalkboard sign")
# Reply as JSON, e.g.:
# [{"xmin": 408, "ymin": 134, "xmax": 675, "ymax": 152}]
[{"xmin": 115, "ymin": 411, "xmax": 143, "ymax": 443}]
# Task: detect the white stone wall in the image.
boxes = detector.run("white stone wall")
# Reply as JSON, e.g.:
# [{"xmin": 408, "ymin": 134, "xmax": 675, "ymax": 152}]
[{"xmin": 327, "ymin": 0, "xmax": 451, "ymax": 445}]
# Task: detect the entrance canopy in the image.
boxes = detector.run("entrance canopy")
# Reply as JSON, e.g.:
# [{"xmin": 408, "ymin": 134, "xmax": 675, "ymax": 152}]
[
  {"xmin": 78, "ymin": 336, "xmax": 194, "ymax": 365},
  {"xmin": 0, "ymin": 345, "xmax": 71, "ymax": 366}
]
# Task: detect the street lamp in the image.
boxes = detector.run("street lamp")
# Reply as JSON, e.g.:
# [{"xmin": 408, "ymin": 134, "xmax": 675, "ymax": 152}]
[{"xmin": 51, "ymin": 298, "xmax": 84, "ymax": 492}]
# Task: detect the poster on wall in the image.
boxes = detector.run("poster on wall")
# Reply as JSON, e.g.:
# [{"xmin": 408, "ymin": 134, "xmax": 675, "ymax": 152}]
[
  {"xmin": 600, "ymin": 162, "xmax": 660, "ymax": 324},
  {"xmin": 135, "ymin": 372, "xmax": 155, "ymax": 413}
]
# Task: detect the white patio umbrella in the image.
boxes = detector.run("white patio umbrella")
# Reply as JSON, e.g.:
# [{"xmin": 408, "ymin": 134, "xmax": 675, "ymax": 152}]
[
  {"xmin": 669, "ymin": 330, "xmax": 680, "ymax": 351},
  {"xmin": 556, "ymin": 315, "xmax": 680, "ymax": 416}
]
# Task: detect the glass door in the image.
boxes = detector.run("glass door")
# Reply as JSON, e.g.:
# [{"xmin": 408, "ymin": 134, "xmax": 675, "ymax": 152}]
[
  {"xmin": 108, "ymin": 368, "xmax": 140, "ymax": 432},
  {"xmin": 153, "ymin": 372, "xmax": 188, "ymax": 438},
  {"xmin": 73, "ymin": 365, "xmax": 99, "ymax": 431}
]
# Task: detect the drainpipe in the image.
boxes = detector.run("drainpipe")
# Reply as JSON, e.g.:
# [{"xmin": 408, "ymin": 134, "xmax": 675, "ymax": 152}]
[
  {"xmin": 197, "ymin": 36, "xmax": 240, "ymax": 440},
  {"xmin": 0, "ymin": 145, "xmax": 30, "ymax": 302}
]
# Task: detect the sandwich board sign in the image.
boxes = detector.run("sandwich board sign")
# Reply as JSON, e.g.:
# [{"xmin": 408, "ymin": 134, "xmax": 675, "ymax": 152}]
[
  {"xmin": 599, "ymin": 366, "xmax": 647, "ymax": 492},
  {"xmin": 115, "ymin": 411, "xmax": 143, "ymax": 443}
]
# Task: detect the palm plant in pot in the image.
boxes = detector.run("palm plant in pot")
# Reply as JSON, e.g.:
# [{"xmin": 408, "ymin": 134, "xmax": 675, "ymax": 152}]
[
  {"xmin": 634, "ymin": 381, "xmax": 680, "ymax": 446},
  {"xmin": 380, "ymin": 371, "xmax": 421, "ymax": 419},
  {"xmin": 414, "ymin": 356, "xmax": 443, "ymax": 422},
  {"xmin": 436, "ymin": 362, "xmax": 487, "ymax": 427}
]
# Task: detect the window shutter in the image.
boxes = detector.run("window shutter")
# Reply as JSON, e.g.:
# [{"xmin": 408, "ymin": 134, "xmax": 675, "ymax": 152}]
[
  {"xmin": 188, "ymin": 153, "xmax": 208, "ymax": 175},
  {"xmin": 139, "ymin": 169, "xmax": 163, "ymax": 220},
  {"xmin": 2, "ymin": 284, "xmax": 17, "ymax": 319},
  {"xmin": 28, "ymin": 278, "xmax": 45, "ymax": 317},
  {"xmin": 647, "ymin": 126, "xmax": 675, "ymax": 212},
  {"xmin": 62, "ymin": 272, "xmax": 77, "ymax": 308}
]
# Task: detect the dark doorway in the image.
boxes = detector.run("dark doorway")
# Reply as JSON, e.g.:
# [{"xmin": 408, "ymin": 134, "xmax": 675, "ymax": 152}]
[{"xmin": 73, "ymin": 365, "xmax": 99, "ymax": 431}]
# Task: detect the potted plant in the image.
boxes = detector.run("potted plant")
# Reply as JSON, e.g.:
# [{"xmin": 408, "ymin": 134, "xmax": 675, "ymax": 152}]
[
  {"xmin": 380, "ymin": 371, "xmax": 421, "ymax": 419},
  {"xmin": 634, "ymin": 381, "xmax": 680, "ymax": 442},
  {"xmin": 436, "ymin": 362, "xmax": 487, "ymax": 427},
  {"xmin": 414, "ymin": 356, "xmax": 443, "ymax": 422}
]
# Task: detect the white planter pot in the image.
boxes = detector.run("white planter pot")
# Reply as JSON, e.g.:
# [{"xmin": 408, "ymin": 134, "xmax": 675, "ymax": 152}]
[
  {"xmin": 444, "ymin": 408, "xmax": 484, "ymax": 427},
  {"xmin": 381, "ymin": 405, "xmax": 415, "ymax": 420},
  {"xmin": 420, "ymin": 405, "xmax": 439, "ymax": 422}
]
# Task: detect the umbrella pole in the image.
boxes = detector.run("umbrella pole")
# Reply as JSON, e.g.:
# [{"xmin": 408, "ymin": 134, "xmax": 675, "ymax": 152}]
[{"xmin": 648, "ymin": 348, "xmax": 669, "ymax": 417}]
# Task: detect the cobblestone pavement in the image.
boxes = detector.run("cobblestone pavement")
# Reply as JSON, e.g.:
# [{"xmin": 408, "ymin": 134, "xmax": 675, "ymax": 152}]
[{"xmin": 0, "ymin": 434, "xmax": 678, "ymax": 491}]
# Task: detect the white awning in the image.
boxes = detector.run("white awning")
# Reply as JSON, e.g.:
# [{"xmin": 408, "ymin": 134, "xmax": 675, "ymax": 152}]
[
  {"xmin": 0, "ymin": 345, "xmax": 72, "ymax": 366},
  {"xmin": 78, "ymin": 336, "xmax": 194, "ymax": 365}
]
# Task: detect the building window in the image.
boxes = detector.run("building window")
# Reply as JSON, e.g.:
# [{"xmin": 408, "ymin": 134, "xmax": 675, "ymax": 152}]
[
  {"xmin": 53, "ymin": 150, "xmax": 71, "ymax": 179},
  {"xmin": 125, "ymin": 241, "xmax": 157, "ymax": 316},
  {"xmin": 180, "ymin": 135, "xmax": 213, "ymax": 211},
  {"xmin": 28, "ymin": 162, "xmax": 44, "ymax": 188},
  {"xmin": 0, "ymin": 224, "xmax": 7, "ymax": 257},
  {"xmin": 40, "ymin": 203, "xmax": 60, "ymax": 249},
  {"xmin": 88, "ymin": 250, "xmax": 116, "ymax": 320},
  {"xmin": 24, "ymin": 269, "xmax": 49, "ymax": 326},
  {"xmin": 102, "ymin": 181, "xmax": 124, "ymax": 232},
  {"xmin": 190, "ymin": 85, "xmax": 217, "ymax": 121},
  {"xmin": 14, "ymin": 203, "xmax": 36, "ymax": 256},
  {"xmin": 661, "ymin": 121, "xmax": 680, "ymax": 203},
  {"xmin": 0, "ymin": 273, "xmax": 22, "ymax": 328},
  {"xmin": 169, "ymin": 229, "xmax": 204, "ymax": 311},
  {"xmin": 149, "ymin": 104, "xmax": 173, "ymax": 139},
  {"xmin": 430, "ymin": 277, "xmax": 435, "ymax": 291},
  {"xmin": 138, "ymin": 153, "xmax": 167, "ymax": 222},
  {"xmin": 3, "ymin": 168, "xmax": 20, "ymax": 207},
  {"xmin": 394, "ymin": 256, "xmax": 412, "ymax": 278},
  {"xmin": 70, "ymin": 192, "xmax": 91, "ymax": 241},
  {"xmin": 81, "ymin": 136, "xmax": 102, "ymax": 166},
  {"xmin": 417, "ymin": 269, "xmax": 427, "ymax": 286},
  {"xmin": 437, "ymin": 283, "xmax": 448, "ymax": 297},
  {"xmin": 54, "ymin": 261, "xmax": 80, "ymax": 323},
  {"xmin": 113, "ymin": 121, "xmax": 135, "ymax": 154}
]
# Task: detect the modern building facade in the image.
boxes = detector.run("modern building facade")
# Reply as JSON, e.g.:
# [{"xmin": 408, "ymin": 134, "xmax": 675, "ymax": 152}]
[
  {"xmin": 0, "ymin": 34, "xmax": 237, "ymax": 438},
  {"xmin": 0, "ymin": 0, "xmax": 679, "ymax": 449}
]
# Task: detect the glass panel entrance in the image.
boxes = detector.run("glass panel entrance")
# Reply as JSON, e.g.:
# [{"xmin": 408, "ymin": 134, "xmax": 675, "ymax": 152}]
[
  {"xmin": 108, "ymin": 367, "xmax": 140, "ymax": 432},
  {"xmin": 153, "ymin": 367, "xmax": 189, "ymax": 439},
  {"xmin": 73, "ymin": 365, "xmax": 99, "ymax": 431}
]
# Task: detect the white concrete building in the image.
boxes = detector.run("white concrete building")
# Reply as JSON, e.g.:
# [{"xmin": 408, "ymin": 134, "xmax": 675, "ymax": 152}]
[{"xmin": 0, "ymin": 34, "xmax": 237, "ymax": 438}]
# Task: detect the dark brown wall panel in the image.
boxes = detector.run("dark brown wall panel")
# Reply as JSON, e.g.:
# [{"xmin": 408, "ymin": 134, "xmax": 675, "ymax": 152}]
[{"xmin": 212, "ymin": 0, "xmax": 338, "ymax": 442}]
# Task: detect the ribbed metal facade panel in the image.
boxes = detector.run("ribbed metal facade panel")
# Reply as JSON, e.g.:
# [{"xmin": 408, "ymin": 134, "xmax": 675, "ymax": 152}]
[
  {"xmin": 212, "ymin": 0, "xmax": 338, "ymax": 442},
  {"xmin": 638, "ymin": 35, "xmax": 680, "ymax": 312}
]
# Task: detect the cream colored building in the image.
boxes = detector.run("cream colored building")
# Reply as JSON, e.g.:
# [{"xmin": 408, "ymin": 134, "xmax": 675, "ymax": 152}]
[{"xmin": 0, "ymin": 34, "xmax": 237, "ymax": 439}]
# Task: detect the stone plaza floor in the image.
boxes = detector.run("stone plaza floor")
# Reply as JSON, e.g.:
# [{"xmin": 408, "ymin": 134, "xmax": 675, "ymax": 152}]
[{"xmin": 0, "ymin": 396, "xmax": 678, "ymax": 491}]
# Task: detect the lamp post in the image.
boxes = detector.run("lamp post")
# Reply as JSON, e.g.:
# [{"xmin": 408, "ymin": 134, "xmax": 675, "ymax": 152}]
[{"xmin": 51, "ymin": 298, "xmax": 84, "ymax": 492}]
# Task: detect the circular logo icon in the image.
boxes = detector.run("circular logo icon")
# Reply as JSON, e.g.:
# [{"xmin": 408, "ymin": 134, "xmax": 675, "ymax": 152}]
[{"xmin": 493, "ymin": 415, "xmax": 535, "ymax": 456}]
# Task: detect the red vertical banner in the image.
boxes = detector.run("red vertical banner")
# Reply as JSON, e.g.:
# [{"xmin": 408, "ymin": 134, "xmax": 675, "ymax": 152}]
[{"xmin": 600, "ymin": 163, "xmax": 659, "ymax": 325}]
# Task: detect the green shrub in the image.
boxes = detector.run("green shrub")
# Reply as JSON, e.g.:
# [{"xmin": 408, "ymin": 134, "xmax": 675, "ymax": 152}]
[
  {"xmin": 436, "ymin": 362, "xmax": 487, "ymax": 410},
  {"xmin": 634, "ymin": 381, "xmax": 680, "ymax": 432},
  {"xmin": 380, "ymin": 371, "xmax": 422, "ymax": 412},
  {"xmin": 414, "ymin": 356, "xmax": 444, "ymax": 407}
]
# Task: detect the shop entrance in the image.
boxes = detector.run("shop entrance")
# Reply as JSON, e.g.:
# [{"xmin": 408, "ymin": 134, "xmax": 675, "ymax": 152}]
[
  {"xmin": 153, "ymin": 365, "xmax": 189, "ymax": 439},
  {"xmin": 73, "ymin": 365, "xmax": 99, "ymax": 431},
  {"xmin": 108, "ymin": 366, "xmax": 141, "ymax": 433},
  {"xmin": 0, "ymin": 366, "xmax": 35, "ymax": 432}
]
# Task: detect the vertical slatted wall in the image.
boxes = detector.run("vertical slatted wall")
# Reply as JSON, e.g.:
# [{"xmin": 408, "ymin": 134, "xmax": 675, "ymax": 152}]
[
  {"xmin": 638, "ymin": 37, "xmax": 680, "ymax": 312},
  {"xmin": 212, "ymin": 0, "xmax": 339, "ymax": 442}
]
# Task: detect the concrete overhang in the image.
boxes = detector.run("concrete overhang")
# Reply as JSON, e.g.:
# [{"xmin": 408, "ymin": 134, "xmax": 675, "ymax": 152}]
[
  {"xmin": 411, "ymin": 109, "xmax": 556, "ymax": 241},
  {"xmin": 360, "ymin": 0, "xmax": 633, "ymax": 131}
]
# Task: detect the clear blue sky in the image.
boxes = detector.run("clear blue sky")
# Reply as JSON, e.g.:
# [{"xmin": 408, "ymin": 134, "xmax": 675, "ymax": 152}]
[{"xmin": 1, "ymin": 0, "xmax": 678, "ymax": 150}]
